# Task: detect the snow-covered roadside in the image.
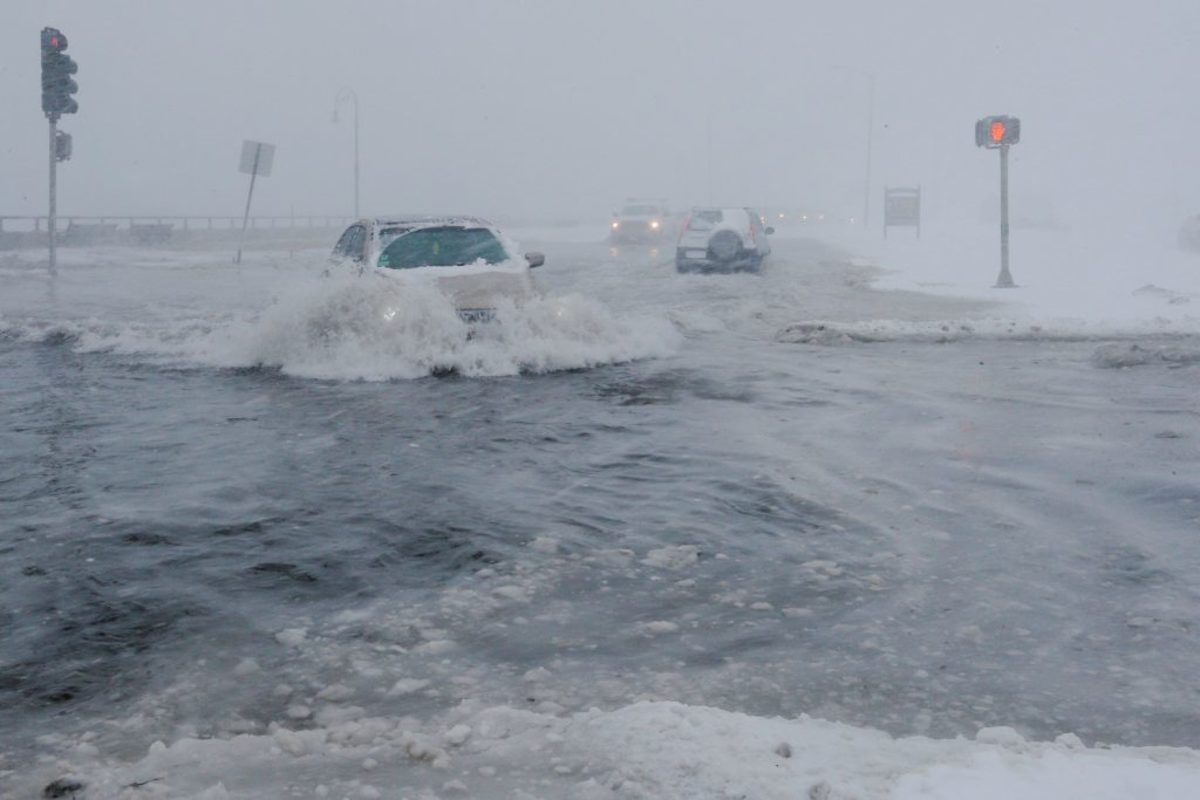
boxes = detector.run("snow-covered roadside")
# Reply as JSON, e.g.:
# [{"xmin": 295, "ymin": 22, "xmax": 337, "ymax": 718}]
[
  {"xmin": 16, "ymin": 701, "xmax": 1200, "ymax": 799},
  {"xmin": 835, "ymin": 223, "xmax": 1200, "ymax": 330}
]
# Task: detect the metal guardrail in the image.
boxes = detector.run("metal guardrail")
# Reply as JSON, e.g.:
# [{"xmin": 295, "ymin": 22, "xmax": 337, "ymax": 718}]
[{"xmin": 0, "ymin": 215, "xmax": 354, "ymax": 233}]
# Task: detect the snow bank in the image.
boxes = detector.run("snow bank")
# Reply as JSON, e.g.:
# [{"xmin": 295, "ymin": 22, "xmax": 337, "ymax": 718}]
[
  {"xmin": 13, "ymin": 701, "xmax": 1200, "ymax": 799},
  {"xmin": 845, "ymin": 223, "xmax": 1200, "ymax": 330}
]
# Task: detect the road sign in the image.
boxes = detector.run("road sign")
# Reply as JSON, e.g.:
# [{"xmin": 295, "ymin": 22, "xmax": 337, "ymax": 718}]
[
  {"xmin": 239, "ymin": 140, "xmax": 275, "ymax": 177},
  {"xmin": 975, "ymin": 115, "xmax": 1020, "ymax": 287},
  {"xmin": 883, "ymin": 186, "xmax": 921, "ymax": 238},
  {"xmin": 235, "ymin": 141, "xmax": 276, "ymax": 263}
]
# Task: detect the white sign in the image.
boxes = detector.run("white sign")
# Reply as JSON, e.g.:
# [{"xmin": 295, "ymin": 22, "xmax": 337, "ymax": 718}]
[{"xmin": 238, "ymin": 140, "xmax": 275, "ymax": 177}]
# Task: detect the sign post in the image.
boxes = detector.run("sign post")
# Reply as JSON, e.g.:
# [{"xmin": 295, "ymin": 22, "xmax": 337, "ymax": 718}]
[
  {"xmin": 235, "ymin": 140, "xmax": 275, "ymax": 264},
  {"xmin": 883, "ymin": 186, "xmax": 921, "ymax": 239},
  {"xmin": 975, "ymin": 115, "xmax": 1020, "ymax": 288}
]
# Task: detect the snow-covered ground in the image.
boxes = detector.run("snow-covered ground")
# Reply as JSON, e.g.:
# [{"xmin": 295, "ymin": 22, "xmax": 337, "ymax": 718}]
[{"xmin": 841, "ymin": 221, "xmax": 1200, "ymax": 330}]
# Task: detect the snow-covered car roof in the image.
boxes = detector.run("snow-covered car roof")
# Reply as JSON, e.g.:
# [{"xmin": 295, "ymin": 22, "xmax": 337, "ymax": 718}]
[{"xmin": 370, "ymin": 215, "xmax": 495, "ymax": 229}]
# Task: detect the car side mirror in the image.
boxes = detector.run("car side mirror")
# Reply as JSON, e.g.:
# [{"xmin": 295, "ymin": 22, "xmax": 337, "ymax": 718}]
[
  {"xmin": 525, "ymin": 252, "xmax": 545, "ymax": 268},
  {"xmin": 765, "ymin": 226, "xmax": 775, "ymax": 235}
]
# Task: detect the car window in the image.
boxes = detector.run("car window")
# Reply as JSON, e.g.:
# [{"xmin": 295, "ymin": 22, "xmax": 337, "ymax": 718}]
[
  {"xmin": 621, "ymin": 205, "xmax": 662, "ymax": 216},
  {"xmin": 686, "ymin": 209, "xmax": 723, "ymax": 231},
  {"xmin": 332, "ymin": 225, "xmax": 365, "ymax": 259},
  {"xmin": 377, "ymin": 226, "xmax": 510, "ymax": 269}
]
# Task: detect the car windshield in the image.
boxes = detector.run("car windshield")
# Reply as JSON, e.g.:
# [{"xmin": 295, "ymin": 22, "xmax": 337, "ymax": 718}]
[
  {"xmin": 621, "ymin": 205, "xmax": 661, "ymax": 216},
  {"xmin": 686, "ymin": 209, "xmax": 723, "ymax": 231},
  {"xmin": 377, "ymin": 226, "xmax": 414, "ymax": 252},
  {"xmin": 377, "ymin": 226, "xmax": 510, "ymax": 269}
]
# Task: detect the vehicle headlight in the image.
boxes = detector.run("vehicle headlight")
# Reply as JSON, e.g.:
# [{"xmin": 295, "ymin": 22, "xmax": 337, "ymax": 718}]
[
  {"xmin": 611, "ymin": 221, "xmax": 620, "ymax": 229},
  {"xmin": 650, "ymin": 220, "xmax": 660, "ymax": 229}
]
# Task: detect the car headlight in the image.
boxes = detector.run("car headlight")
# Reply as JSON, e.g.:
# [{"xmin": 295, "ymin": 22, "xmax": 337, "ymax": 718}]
[
  {"xmin": 650, "ymin": 220, "xmax": 660, "ymax": 229},
  {"xmin": 611, "ymin": 221, "xmax": 620, "ymax": 229}
]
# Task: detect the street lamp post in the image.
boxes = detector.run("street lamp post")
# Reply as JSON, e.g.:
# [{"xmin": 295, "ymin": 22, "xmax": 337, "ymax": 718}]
[
  {"xmin": 333, "ymin": 88, "xmax": 360, "ymax": 219},
  {"xmin": 832, "ymin": 66, "xmax": 876, "ymax": 229}
]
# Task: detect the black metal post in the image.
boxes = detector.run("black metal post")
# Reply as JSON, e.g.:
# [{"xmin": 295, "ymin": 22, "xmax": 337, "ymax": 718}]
[
  {"xmin": 235, "ymin": 145, "xmax": 261, "ymax": 264},
  {"xmin": 48, "ymin": 117, "xmax": 58, "ymax": 276}
]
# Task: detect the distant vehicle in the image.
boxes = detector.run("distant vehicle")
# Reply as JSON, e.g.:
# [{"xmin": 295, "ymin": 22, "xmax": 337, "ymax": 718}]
[
  {"xmin": 329, "ymin": 216, "xmax": 544, "ymax": 321},
  {"xmin": 1179, "ymin": 215, "xmax": 1200, "ymax": 252},
  {"xmin": 675, "ymin": 207, "xmax": 774, "ymax": 273},
  {"xmin": 610, "ymin": 199, "xmax": 673, "ymax": 244}
]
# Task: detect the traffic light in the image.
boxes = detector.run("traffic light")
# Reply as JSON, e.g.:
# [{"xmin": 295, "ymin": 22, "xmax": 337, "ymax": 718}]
[
  {"xmin": 41, "ymin": 27, "xmax": 79, "ymax": 118},
  {"xmin": 55, "ymin": 131, "xmax": 73, "ymax": 162},
  {"xmin": 975, "ymin": 115, "xmax": 1020, "ymax": 148}
]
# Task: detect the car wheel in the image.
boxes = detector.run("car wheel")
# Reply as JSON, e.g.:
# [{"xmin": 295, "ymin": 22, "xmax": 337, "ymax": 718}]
[
  {"xmin": 708, "ymin": 230, "xmax": 742, "ymax": 262},
  {"xmin": 675, "ymin": 259, "xmax": 691, "ymax": 273}
]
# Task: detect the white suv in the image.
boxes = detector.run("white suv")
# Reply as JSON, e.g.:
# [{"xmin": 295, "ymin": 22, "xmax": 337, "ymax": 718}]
[{"xmin": 675, "ymin": 207, "xmax": 773, "ymax": 273}]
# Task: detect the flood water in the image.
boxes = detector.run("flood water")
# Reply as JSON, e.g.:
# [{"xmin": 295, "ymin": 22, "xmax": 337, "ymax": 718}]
[{"xmin": 2, "ymin": 233, "xmax": 1199, "ymax": 795}]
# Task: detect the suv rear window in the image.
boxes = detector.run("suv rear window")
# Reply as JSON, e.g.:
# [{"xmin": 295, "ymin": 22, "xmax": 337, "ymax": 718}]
[
  {"xmin": 377, "ymin": 227, "xmax": 509, "ymax": 269},
  {"xmin": 686, "ymin": 209, "xmax": 723, "ymax": 231}
]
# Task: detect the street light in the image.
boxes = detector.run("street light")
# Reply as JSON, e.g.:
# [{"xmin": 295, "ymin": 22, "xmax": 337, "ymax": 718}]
[
  {"xmin": 832, "ymin": 66, "xmax": 875, "ymax": 229},
  {"xmin": 332, "ymin": 87, "xmax": 360, "ymax": 219}
]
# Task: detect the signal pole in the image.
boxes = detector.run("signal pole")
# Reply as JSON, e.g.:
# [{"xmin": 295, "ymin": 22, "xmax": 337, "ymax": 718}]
[
  {"xmin": 975, "ymin": 115, "xmax": 1020, "ymax": 288},
  {"xmin": 40, "ymin": 26, "xmax": 79, "ymax": 276},
  {"xmin": 48, "ymin": 115, "xmax": 58, "ymax": 276},
  {"xmin": 997, "ymin": 144, "xmax": 1013, "ymax": 288}
]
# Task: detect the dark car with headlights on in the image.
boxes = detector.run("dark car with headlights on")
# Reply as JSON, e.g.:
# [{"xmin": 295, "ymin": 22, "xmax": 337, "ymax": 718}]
[{"xmin": 609, "ymin": 200, "xmax": 673, "ymax": 244}]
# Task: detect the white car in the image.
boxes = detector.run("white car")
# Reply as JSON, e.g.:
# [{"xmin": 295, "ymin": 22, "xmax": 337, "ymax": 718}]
[
  {"xmin": 675, "ymin": 207, "xmax": 773, "ymax": 273},
  {"xmin": 329, "ymin": 216, "xmax": 545, "ymax": 321}
]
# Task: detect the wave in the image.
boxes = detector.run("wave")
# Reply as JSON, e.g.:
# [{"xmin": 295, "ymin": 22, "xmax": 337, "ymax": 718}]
[{"xmin": 1, "ymin": 275, "xmax": 681, "ymax": 381}]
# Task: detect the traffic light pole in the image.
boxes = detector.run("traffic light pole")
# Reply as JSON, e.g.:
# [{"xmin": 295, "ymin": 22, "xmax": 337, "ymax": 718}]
[
  {"xmin": 48, "ymin": 115, "xmax": 58, "ymax": 277},
  {"xmin": 995, "ymin": 144, "xmax": 1015, "ymax": 288}
]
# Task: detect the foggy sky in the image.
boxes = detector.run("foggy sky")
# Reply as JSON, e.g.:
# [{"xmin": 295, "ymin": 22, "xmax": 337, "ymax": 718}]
[{"xmin": 3, "ymin": 0, "xmax": 1198, "ymax": 231}]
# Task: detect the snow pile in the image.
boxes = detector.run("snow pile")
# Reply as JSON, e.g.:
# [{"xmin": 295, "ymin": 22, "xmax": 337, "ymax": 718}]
[{"xmin": 13, "ymin": 701, "xmax": 1200, "ymax": 799}]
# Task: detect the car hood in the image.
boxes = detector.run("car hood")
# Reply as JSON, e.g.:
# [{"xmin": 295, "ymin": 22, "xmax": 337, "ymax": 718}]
[
  {"xmin": 370, "ymin": 262, "xmax": 536, "ymax": 311},
  {"xmin": 436, "ymin": 269, "xmax": 536, "ymax": 310}
]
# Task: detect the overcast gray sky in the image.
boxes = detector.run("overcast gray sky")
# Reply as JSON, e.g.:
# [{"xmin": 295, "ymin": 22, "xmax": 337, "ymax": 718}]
[{"xmin": 2, "ymin": 0, "xmax": 1197, "ymax": 229}]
